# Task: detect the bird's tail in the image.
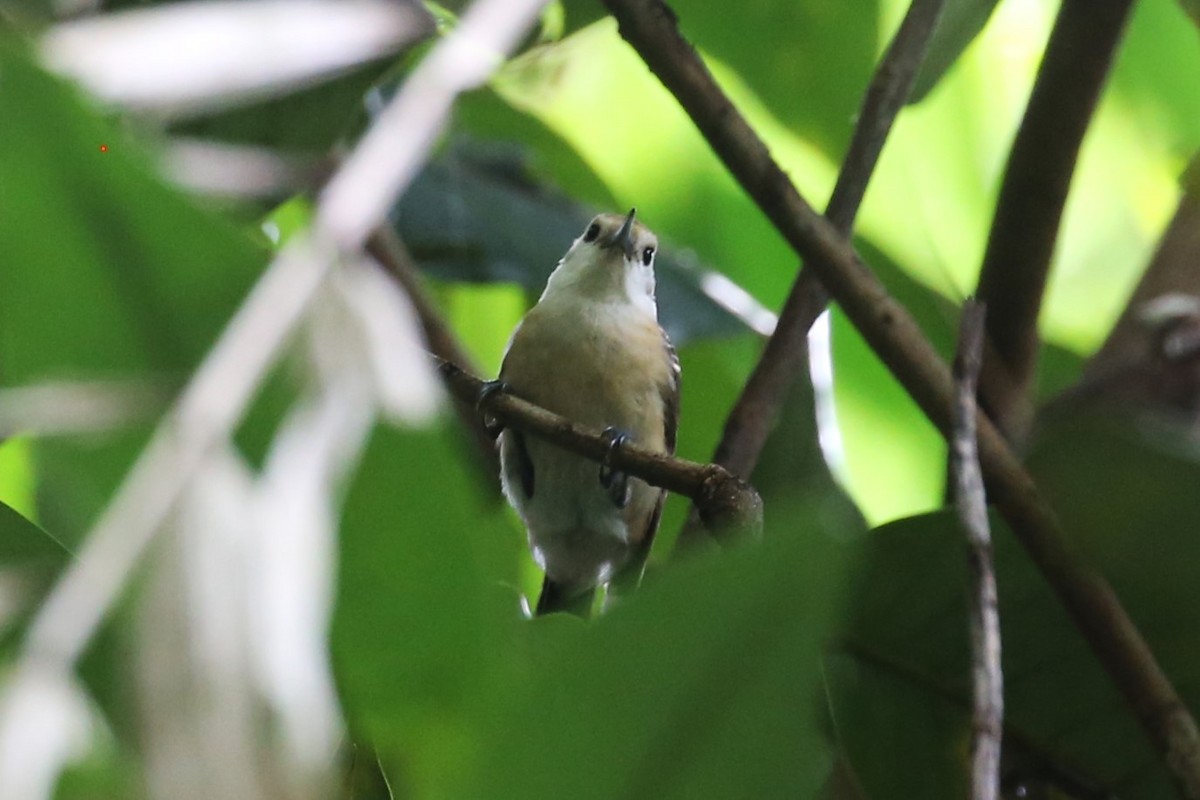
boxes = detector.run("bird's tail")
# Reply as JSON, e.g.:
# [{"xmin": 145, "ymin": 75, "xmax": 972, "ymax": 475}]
[{"xmin": 535, "ymin": 577, "xmax": 594, "ymax": 618}]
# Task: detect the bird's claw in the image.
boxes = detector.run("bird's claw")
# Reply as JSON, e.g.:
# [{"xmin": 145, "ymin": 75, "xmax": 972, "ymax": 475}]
[
  {"xmin": 477, "ymin": 379, "xmax": 510, "ymax": 439},
  {"xmin": 598, "ymin": 427, "xmax": 631, "ymax": 509}
]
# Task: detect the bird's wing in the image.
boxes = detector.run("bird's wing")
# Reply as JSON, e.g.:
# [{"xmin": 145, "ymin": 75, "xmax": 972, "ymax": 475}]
[{"xmin": 661, "ymin": 330, "xmax": 681, "ymax": 455}]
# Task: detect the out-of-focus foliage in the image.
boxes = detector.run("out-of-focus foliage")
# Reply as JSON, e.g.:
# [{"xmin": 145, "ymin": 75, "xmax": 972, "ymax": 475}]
[{"xmin": 2, "ymin": 0, "xmax": 1200, "ymax": 797}]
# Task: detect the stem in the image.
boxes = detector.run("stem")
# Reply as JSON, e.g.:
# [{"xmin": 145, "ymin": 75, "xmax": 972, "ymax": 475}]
[{"xmin": 952, "ymin": 300, "xmax": 1003, "ymax": 800}]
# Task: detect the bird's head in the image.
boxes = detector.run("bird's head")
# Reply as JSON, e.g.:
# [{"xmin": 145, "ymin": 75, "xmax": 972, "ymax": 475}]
[{"xmin": 541, "ymin": 208, "xmax": 659, "ymax": 316}]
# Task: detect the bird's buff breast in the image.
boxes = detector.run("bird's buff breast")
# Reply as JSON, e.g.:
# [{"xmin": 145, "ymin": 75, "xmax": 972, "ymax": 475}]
[{"xmin": 499, "ymin": 299, "xmax": 669, "ymax": 588}]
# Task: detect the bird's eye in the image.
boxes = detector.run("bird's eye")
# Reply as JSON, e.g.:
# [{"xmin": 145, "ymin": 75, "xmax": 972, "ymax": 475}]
[
  {"xmin": 583, "ymin": 222, "xmax": 601, "ymax": 242},
  {"xmin": 641, "ymin": 246, "xmax": 655, "ymax": 266}
]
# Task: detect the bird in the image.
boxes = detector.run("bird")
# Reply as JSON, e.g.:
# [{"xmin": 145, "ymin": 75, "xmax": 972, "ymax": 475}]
[{"xmin": 488, "ymin": 209, "xmax": 680, "ymax": 616}]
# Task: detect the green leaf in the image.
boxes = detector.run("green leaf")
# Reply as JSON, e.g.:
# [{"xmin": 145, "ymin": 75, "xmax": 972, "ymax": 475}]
[
  {"xmin": 331, "ymin": 421, "xmax": 525, "ymax": 799},
  {"xmin": 473, "ymin": 501, "xmax": 863, "ymax": 798},
  {"xmin": 833, "ymin": 412, "xmax": 1200, "ymax": 800},
  {"xmin": 908, "ymin": 0, "xmax": 1001, "ymax": 103},
  {"xmin": 0, "ymin": 499, "xmax": 69, "ymax": 653},
  {"xmin": 0, "ymin": 38, "xmax": 269, "ymax": 543},
  {"xmin": 0, "ymin": 39, "xmax": 268, "ymax": 384},
  {"xmin": 824, "ymin": 651, "xmax": 969, "ymax": 800},
  {"xmin": 555, "ymin": 0, "xmax": 609, "ymax": 39}
]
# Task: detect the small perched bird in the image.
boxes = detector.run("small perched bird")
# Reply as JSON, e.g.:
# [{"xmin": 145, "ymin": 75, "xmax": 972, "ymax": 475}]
[{"xmin": 493, "ymin": 209, "xmax": 680, "ymax": 616}]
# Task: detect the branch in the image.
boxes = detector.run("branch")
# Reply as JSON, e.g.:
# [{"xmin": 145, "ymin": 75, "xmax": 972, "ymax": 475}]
[
  {"xmin": 975, "ymin": 0, "xmax": 1135, "ymax": 439},
  {"xmin": 600, "ymin": 1, "xmax": 1200, "ymax": 793},
  {"xmin": 435, "ymin": 358, "xmax": 763, "ymax": 537},
  {"xmin": 685, "ymin": 0, "xmax": 945, "ymax": 544},
  {"xmin": 951, "ymin": 300, "xmax": 1003, "ymax": 800}
]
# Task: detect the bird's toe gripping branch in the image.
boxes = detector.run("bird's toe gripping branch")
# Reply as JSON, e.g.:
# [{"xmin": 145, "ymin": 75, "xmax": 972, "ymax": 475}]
[
  {"xmin": 476, "ymin": 379, "xmax": 511, "ymax": 439},
  {"xmin": 598, "ymin": 427, "xmax": 632, "ymax": 509}
]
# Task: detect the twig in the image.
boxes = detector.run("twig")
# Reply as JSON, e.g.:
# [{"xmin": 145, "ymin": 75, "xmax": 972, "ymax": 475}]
[
  {"xmin": 365, "ymin": 228, "xmax": 502, "ymax": 490},
  {"xmin": 952, "ymin": 300, "xmax": 1002, "ymax": 800},
  {"xmin": 974, "ymin": 0, "xmax": 1135, "ymax": 440},
  {"xmin": 600, "ymin": 0, "xmax": 1200, "ymax": 793},
  {"xmin": 435, "ymin": 358, "xmax": 763, "ymax": 537},
  {"xmin": 684, "ymin": 0, "xmax": 944, "ymax": 544},
  {"xmin": 6, "ymin": 0, "xmax": 551, "ymax": 672}
]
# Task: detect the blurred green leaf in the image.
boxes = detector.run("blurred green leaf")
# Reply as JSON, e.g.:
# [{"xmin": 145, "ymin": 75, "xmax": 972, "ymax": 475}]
[
  {"xmin": 473, "ymin": 500, "xmax": 862, "ymax": 798},
  {"xmin": 0, "ymin": 38, "xmax": 268, "ymax": 542},
  {"xmin": 1112, "ymin": 0, "xmax": 1200, "ymax": 151},
  {"xmin": 0, "ymin": 499, "xmax": 68, "ymax": 653},
  {"xmin": 331, "ymin": 420, "xmax": 525, "ymax": 799},
  {"xmin": 0, "ymin": 498, "xmax": 67, "ymax": 562},
  {"xmin": 0, "ymin": 40, "xmax": 268, "ymax": 384},
  {"xmin": 909, "ymin": 0, "xmax": 1001, "ymax": 103},
  {"xmin": 824, "ymin": 650, "xmax": 969, "ymax": 799}
]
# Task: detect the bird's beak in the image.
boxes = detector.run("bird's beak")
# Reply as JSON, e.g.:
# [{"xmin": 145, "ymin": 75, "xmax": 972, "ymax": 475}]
[{"xmin": 607, "ymin": 208, "xmax": 637, "ymax": 261}]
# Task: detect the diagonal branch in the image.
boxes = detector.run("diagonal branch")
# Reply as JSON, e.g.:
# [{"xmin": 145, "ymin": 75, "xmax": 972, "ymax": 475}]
[
  {"xmin": 974, "ymin": 0, "xmax": 1135, "ymax": 440},
  {"xmin": 683, "ymin": 0, "xmax": 945, "ymax": 545},
  {"xmin": 951, "ymin": 300, "xmax": 1003, "ymax": 800},
  {"xmin": 435, "ymin": 358, "xmax": 763, "ymax": 537},
  {"xmin": 599, "ymin": 0, "xmax": 1200, "ymax": 793}
]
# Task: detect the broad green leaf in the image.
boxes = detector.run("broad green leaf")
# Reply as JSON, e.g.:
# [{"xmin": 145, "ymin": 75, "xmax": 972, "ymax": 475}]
[
  {"xmin": 833, "ymin": 414, "xmax": 1200, "ymax": 798},
  {"xmin": 824, "ymin": 651, "xmax": 969, "ymax": 800},
  {"xmin": 331, "ymin": 421, "xmax": 525, "ymax": 800},
  {"xmin": 473, "ymin": 500, "xmax": 863, "ymax": 799}
]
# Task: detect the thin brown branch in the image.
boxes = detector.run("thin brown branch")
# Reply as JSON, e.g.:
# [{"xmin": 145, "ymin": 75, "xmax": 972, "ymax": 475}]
[
  {"xmin": 435, "ymin": 357, "xmax": 763, "ymax": 538},
  {"xmin": 600, "ymin": 0, "xmax": 1200, "ymax": 793},
  {"xmin": 952, "ymin": 300, "xmax": 1002, "ymax": 800},
  {"xmin": 975, "ymin": 0, "xmax": 1135, "ymax": 440},
  {"xmin": 681, "ymin": 0, "xmax": 945, "ymax": 546},
  {"xmin": 366, "ymin": 228, "xmax": 502, "ymax": 491}
]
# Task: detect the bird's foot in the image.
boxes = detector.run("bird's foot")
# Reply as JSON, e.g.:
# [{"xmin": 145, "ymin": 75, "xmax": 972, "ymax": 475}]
[
  {"xmin": 477, "ymin": 379, "xmax": 510, "ymax": 439},
  {"xmin": 598, "ymin": 427, "xmax": 631, "ymax": 509}
]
